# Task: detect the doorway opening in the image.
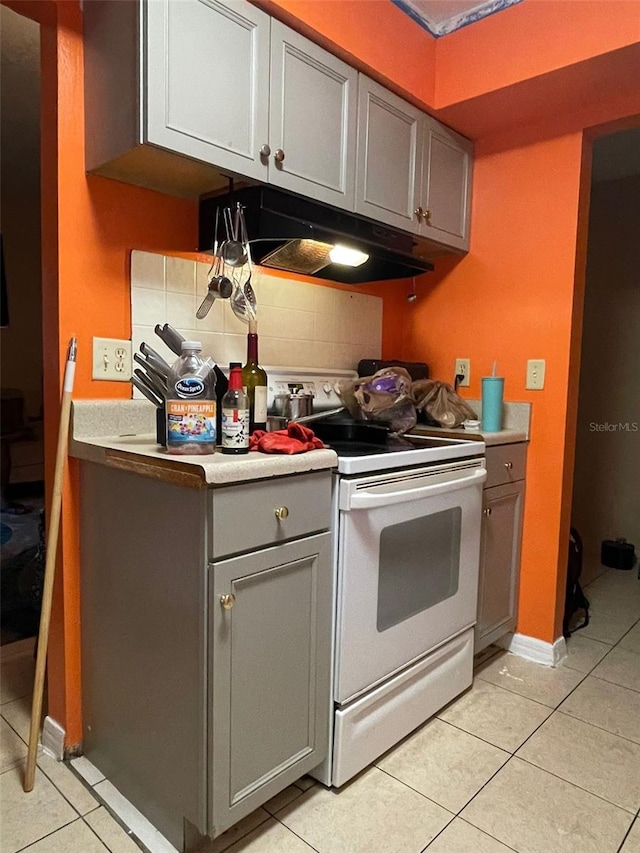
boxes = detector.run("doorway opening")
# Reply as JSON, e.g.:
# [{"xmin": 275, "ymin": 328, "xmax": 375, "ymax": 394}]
[
  {"xmin": 570, "ymin": 125, "xmax": 640, "ymax": 588},
  {"xmin": 0, "ymin": 6, "xmax": 44, "ymax": 646}
]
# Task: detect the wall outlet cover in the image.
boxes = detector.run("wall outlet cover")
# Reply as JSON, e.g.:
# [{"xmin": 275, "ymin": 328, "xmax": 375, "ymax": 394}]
[
  {"xmin": 455, "ymin": 358, "xmax": 470, "ymax": 387},
  {"xmin": 93, "ymin": 337, "xmax": 132, "ymax": 381}
]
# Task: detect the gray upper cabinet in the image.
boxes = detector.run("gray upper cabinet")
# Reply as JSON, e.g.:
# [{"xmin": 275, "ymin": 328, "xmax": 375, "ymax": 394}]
[
  {"xmin": 355, "ymin": 76, "xmax": 422, "ymax": 232},
  {"xmin": 355, "ymin": 76, "xmax": 472, "ymax": 250},
  {"xmin": 418, "ymin": 118, "xmax": 473, "ymax": 251},
  {"xmin": 268, "ymin": 20, "xmax": 357, "ymax": 208},
  {"xmin": 145, "ymin": 0, "xmax": 270, "ymax": 182},
  {"xmin": 85, "ymin": 0, "xmax": 473, "ymax": 247},
  {"xmin": 84, "ymin": 0, "xmax": 357, "ymax": 206},
  {"xmin": 84, "ymin": 0, "xmax": 270, "ymax": 197}
]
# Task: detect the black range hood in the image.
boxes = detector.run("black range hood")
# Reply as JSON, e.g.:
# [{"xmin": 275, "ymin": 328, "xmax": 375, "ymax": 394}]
[{"xmin": 198, "ymin": 186, "xmax": 435, "ymax": 283}]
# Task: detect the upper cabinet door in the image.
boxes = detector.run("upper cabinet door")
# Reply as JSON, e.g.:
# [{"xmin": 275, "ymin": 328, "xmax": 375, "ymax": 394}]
[
  {"xmin": 144, "ymin": 0, "xmax": 270, "ymax": 181},
  {"xmin": 355, "ymin": 76, "xmax": 422, "ymax": 232},
  {"xmin": 268, "ymin": 21, "xmax": 357, "ymax": 209},
  {"xmin": 419, "ymin": 118, "xmax": 473, "ymax": 251}
]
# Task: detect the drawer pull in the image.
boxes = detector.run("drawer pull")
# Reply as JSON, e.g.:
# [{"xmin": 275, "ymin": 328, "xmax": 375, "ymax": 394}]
[
  {"xmin": 504, "ymin": 461, "xmax": 513, "ymax": 470},
  {"xmin": 220, "ymin": 594, "xmax": 235, "ymax": 610},
  {"xmin": 483, "ymin": 507, "xmax": 492, "ymax": 516},
  {"xmin": 274, "ymin": 506, "xmax": 289, "ymax": 520}
]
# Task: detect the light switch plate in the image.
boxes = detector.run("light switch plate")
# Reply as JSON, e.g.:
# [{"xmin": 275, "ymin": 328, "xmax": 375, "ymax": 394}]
[
  {"xmin": 92, "ymin": 337, "xmax": 132, "ymax": 381},
  {"xmin": 526, "ymin": 359, "xmax": 546, "ymax": 390}
]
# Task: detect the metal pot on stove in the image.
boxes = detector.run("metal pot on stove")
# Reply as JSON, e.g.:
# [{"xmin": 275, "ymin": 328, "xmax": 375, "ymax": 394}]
[
  {"xmin": 274, "ymin": 391, "xmax": 315, "ymax": 420},
  {"xmin": 268, "ymin": 391, "xmax": 346, "ymax": 431}
]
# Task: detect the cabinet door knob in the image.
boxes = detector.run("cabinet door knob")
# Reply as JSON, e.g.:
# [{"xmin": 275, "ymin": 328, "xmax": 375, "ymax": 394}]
[
  {"xmin": 423, "ymin": 208, "xmax": 431, "ymax": 223},
  {"xmin": 274, "ymin": 506, "xmax": 289, "ymax": 520},
  {"xmin": 483, "ymin": 506, "xmax": 492, "ymax": 516},
  {"xmin": 414, "ymin": 206, "xmax": 424, "ymax": 221},
  {"xmin": 220, "ymin": 594, "xmax": 235, "ymax": 610},
  {"xmin": 504, "ymin": 461, "xmax": 513, "ymax": 470},
  {"xmin": 260, "ymin": 143, "xmax": 271, "ymax": 157},
  {"xmin": 274, "ymin": 149, "xmax": 285, "ymax": 163}
]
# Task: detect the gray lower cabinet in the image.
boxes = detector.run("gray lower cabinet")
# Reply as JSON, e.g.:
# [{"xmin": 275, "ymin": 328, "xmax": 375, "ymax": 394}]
[
  {"xmin": 210, "ymin": 534, "xmax": 331, "ymax": 833},
  {"xmin": 80, "ymin": 463, "xmax": 332, "ymax": 851},
  {"xmin": 475, "ymin": 444, "xmax": 527, "ymax": 652}
]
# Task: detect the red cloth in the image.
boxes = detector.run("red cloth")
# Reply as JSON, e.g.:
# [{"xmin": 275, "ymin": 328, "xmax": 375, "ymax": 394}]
[{"xmin": 249, "ymin": 422, "xmax": 325, "ymax": 454}]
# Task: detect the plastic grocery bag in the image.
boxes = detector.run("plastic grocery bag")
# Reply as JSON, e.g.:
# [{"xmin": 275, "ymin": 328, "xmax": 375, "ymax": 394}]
[
  {"xmin": 340, "ymin": 367, "xmax": 417, "ymax": 435},
  {"xmin": 413, "ymin": 379, "xmax": 477, "ymax": 428}
]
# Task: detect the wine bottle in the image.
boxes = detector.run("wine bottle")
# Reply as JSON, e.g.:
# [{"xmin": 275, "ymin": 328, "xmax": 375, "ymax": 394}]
[
  {"xmin": 221, "ymin": 363, "xmax": 250, "ymax": 454},
  {"xmin": 242, "ymin": 321, "xmax": 268, "ymax": 433}
]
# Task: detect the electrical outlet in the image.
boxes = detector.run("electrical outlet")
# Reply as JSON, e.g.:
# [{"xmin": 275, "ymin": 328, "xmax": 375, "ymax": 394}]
[
  {"xmin": 455, "ymin": 358, "xmax": 470, "ymax": 387},
  {"xmin": 92, "ymin": 337, "xmax": 132, "ymax": 381},
  {"xmin": 526, "ymin": 359, "xmax": 546, "ymax": 390}
]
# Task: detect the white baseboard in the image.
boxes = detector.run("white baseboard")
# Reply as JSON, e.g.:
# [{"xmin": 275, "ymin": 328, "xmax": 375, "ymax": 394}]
[
  {"xmin": 497, "ymin": 632, "xmax": 567, "ymax": 667},
  {"xmin": 42, "ymin": 716, "xmax": 65, "ymax": 760}
]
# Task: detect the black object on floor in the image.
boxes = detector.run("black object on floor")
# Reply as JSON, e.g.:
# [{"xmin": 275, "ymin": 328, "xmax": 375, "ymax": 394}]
[
  {"xmin": 1, "ymin": 504, "xmax": 44, "ymax": 645},
  {"xmin": 601, "ymin": 538, "xmax": 636, "ymax": 571},
  {"xmin": 563, "ymin": 527, "xmax": 590, "ymax": 638}
]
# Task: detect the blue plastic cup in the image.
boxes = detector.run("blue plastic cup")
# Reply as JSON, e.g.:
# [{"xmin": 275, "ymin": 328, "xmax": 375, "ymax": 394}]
[{"xmin": 481, "ymin": 377, "xmax": 504, "ymax": 432}]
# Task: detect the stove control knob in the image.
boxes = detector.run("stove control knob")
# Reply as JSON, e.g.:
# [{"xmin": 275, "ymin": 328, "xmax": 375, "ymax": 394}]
[
  {"xmin": 323, "ymin": 382, "xmax": 332, "ymax": 394},
  {"xmin": 334, "ymin": 382, "xmax": 342, "ymax": 394}
]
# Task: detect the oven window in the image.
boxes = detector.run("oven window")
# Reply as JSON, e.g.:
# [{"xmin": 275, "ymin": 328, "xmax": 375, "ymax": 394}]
[{"xmin": 377, "ymin": 507, "xmax": 461, "ymax": 632}]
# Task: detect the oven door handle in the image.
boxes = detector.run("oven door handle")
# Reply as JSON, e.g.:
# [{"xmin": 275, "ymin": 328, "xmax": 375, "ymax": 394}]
[{"xmin": 347, "ymin": 468, "xmax": 487, "ymax": 509}]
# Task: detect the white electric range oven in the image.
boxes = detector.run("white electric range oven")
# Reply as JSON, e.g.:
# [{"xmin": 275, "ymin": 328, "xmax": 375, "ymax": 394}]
[{"xmin": 266, "ymin": 369, "xmax": 486, "ymax": 787}]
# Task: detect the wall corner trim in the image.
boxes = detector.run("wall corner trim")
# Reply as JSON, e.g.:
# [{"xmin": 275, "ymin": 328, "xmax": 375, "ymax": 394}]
[
  {"xmin": 497, "ymin": 632, "xmax": 567, "ymax": 667},
  {"xmin": 42, "ymin": 716, "xmax": 66, "ymax": 761}
]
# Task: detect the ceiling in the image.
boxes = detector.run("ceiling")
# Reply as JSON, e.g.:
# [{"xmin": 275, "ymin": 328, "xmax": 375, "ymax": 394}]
[{"xmin": 392, "ymin": 0, "xmax": 522, "ymax": 37}]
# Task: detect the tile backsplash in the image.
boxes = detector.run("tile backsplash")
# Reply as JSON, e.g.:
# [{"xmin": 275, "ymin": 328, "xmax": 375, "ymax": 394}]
[{"xmin": 130, "ymin": 250, "xmax": 382, "ymax": 380}]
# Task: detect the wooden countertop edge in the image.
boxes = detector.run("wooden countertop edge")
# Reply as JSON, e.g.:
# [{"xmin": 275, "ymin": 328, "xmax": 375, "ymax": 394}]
[{"xmin": 104, "ymin": 448, "xmax": 206, "ymax": 489}]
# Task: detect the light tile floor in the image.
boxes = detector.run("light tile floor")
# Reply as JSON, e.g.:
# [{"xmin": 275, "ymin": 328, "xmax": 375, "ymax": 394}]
[{"xmin": 1, "ymin": 568, "xmax": 639, "ymax": 853}]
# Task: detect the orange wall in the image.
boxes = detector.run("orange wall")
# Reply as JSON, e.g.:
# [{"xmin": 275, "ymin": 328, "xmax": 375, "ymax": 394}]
[
  {"xmin": 8, "ymin": 0, "xmax": 640, "ymax": 747},
  {"xmin": 7, "ymin": 0, "xmax": 198, "ymax": 748},
  {"xmin": 386, "ymin": 134, "xmax": 585, "ymax": 643},
  {"xmin": 435, "ymin": 0, "xmax": 640, "ymax": 107}
]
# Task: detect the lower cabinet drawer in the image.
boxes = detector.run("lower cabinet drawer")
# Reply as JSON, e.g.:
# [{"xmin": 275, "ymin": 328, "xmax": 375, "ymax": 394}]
[
  {"xmin": 485, "ymin": 443, "xmax": 527, "ymax": 488},
  {"xmin": 210, "ymin": 471, "xmax": 332, "ymax": 559}
]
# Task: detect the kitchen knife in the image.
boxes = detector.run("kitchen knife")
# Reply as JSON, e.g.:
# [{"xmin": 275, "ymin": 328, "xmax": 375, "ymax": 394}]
[
  {"xmin": 155, "ymin": 324, "xmax": 185, "ymax": 357},
  {"xmin": 131, "ymin": 375, "xmax": 163, "ymax": 408},
  {"xmin": 139, "ymin": 342, "xmax": 171, "ymax": 376},
  {"xmin": 133, "ymin": 353, "xmax": 168, "ymax": 390},
  {"xmin": 134, "ymin": 366, "xmax": 165, "ymax": 399}
]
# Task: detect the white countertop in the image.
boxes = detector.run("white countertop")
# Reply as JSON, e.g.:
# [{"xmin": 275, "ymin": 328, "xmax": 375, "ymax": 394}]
[
  {"xmin": 410, "ymin": 424, "xmax": 528, "ymax": 446},
  {"xmin": 70, "ymin": 401, "xmax": 337, "ymax": 487}
]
